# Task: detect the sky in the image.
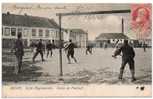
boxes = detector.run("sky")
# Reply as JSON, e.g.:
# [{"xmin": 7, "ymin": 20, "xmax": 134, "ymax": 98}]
[{"xmin": 2, "ymin": 4, "xmax": 136, "ymax": 40}]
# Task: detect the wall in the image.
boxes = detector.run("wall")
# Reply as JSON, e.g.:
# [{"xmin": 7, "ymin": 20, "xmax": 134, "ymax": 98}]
[{"xmin": 2, "ymin": 25, "xmax": 59, "ymax": 48}]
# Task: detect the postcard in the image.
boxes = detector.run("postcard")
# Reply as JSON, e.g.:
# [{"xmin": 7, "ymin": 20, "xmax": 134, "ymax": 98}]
[{"xmin": 2, "ymin": 3, "xmax": 152, "ymax": 97}]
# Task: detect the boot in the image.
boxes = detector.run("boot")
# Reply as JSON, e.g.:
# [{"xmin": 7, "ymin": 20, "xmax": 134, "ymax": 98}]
[
  {"xmin": 68, "ymin": 57, "xmax": 71, "ymax": 64},
  {"xmin": 74, "ymin": 58, "xmax": 77, "ymax": 63},
  {"xmin": 118, "ymin": 69, "xmax": 123, "ymax": 80},
  {"xmin": 131, "ymin": 77, "xmax": 136, "ymax": 82},
  {"xmin": 131, "ymin": 70, "xmax": 136, "ymax": 82},
  {"xmin": 42, "ymin": 59, "xmax": 45, "ymax": 62},
  {"xmin": 32, "ymin": 57, "xmax": 35, "ymax": 62},
  {"xmin": 68, "ymin": 60, "xmax": 71, "ymax": 64},
  {"xmin": 18, "ymin": 65, "xmax": 21, "ymax": 74}
]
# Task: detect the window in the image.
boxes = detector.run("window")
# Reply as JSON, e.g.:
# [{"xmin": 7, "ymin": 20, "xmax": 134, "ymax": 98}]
[
  {"xmin": 56, "ymin": 31, "xmax": 59, "ymax": 38},
  {"xmin": 4, "ymin": 27, "xmax": 10, "ymax": 36},
  {"xmin": 39, "ymin": 29, "xmax": 43, "ymax": 37},
  {"xmin": 32, "ymin": 29, "xmax": 36, "ymax": 37},
  {"xmin": 2, "ymin": 27, "xmax": 4, "ymax": 35},
  {"xmin": 50, "ymin": 30, "xmax": 55, "ymax": 38},
  {"xmin": 51, "ymin": 30, "xmax": 56, "ymax": 39},
  {"xmin": 17, "ymin": 28, "xmax": 22, "ymax": 36},
  {"xmin": 11, "ymin": 28, "xmax": 16, "ymax": 36},
  {"xmin": 23, "ymin": 28, "xmax": 29, "ymax": 37},
  {"xmin": 45, "ymin": 30, "xmax": 49, "ymax": 37}
]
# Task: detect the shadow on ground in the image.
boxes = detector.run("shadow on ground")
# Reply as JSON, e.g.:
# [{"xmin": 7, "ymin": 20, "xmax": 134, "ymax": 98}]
[
  {"xmin": 2, "ymin": 60, "xmax": 44, "ymax": 83},
  {"xmin": 59, "ymin": 67, "xmax": 152, "ymax": 85},
  {"xmin": 2, "ymin": 51, "xmax": 152, "ymax": 85},
  {"xmin": 3, "ymin": 64, "xmax": 152, "ymax": 85}
]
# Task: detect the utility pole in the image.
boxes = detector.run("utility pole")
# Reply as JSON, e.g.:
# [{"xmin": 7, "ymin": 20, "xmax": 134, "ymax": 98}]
[
  {"xmin": 122, "ymin": 18, "xmax": 124, "ymax": 34},
  {"xmin": 58, "ymin": 14, "xmax": 63, "ymax": 77}
]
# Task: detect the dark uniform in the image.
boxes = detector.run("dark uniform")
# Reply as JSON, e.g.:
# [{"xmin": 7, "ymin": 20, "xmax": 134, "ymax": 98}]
[
  {"xmin": 143, "ymin": 42, "xmax": 147, "ymax": 52},
  {"xmin": 52, "ymin": 40, "xmax": 56, "ymax": 49},
  {"xmin": 112, "ymin": 40, "xmax": 136, "ymax": 82},
  {"xmin": 42, "ymin": 42, "xmax": 46, "ymax": 54},
  {"xmin": 13, "ymin": 34, "xmax": 24, "ymax": 73},
  {"xmin": 65, "ymin": 40, "xmax": 77, "ymax": 64},
  {"xmin": 46, "ymin": 41, "xmax": 53, "ymax": 58},
  {"xmin": 86, "ymin": 45, "xmax": 92, "ymax": 55},
  {"xmin": 33, "ymin": 39, "xmax": 45, "ymax": 62}
]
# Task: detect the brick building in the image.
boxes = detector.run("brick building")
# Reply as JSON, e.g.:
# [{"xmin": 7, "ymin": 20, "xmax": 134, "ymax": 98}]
[
  {"xmin": 95, "ymin": 33, "xmax": 128, "ymax": 47},
  {"xmin": 2, "ymin": 12, "xmax": 62, "ymax": 48},
  {"xmin": 2, "ymin": 12, "xmax": 88, "ymax": 48}
]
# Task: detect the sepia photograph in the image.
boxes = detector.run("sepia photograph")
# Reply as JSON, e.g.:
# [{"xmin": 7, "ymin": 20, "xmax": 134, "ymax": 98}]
[{"xmin": 1, "ymin": 3, "xmax": 152, "ymax": 97}]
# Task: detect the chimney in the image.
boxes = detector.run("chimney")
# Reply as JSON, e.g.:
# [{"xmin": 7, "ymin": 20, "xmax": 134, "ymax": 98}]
[
  {"xmin": 24, "ymin": 13, "xmax": 28, "ymax": 16},
  {"xmin": 6, "ymin": 11, "xmax": 10, "ymax": 15},
  {"xmin": 121, "ymin": 18, "xmax": 124, "ymax": 34}
]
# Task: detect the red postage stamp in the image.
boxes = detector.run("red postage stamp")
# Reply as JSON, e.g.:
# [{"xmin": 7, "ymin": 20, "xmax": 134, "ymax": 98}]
[{"xmin": 131, "ymin": 4, "xmax": 152, "ymax": 40}]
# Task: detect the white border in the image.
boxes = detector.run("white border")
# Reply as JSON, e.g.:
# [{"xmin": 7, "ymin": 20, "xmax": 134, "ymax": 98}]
[
  {"xmin": 0, "ymin": 0, "xmax": 153, "ymax": 3},
  {"xmin": 0, "ymin": 0, "xmax": 152, "ymax": 99}
]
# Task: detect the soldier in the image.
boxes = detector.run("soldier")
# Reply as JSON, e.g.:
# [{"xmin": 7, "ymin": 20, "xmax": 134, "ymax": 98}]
[
  {"xmin": 42, "ymin": 41, "xmax": 46, "ymax": 54},
  {"xmin": 13, "ymin": 33, "xmax": 24, "ymax": 74},
  {"xmin": 112, "ymin": 40, "xmax": 136, "ymax": 82},
  {"xmin": 64, "ymin": 39, "xmax": 77, "ymax": 64},
  {"xmin": 143, "ymin": 41, "xmax": 147, "ymax": 52},
  {"xmin": 86, "ymin": 44, "xmax": 92, "ymax": 55},
  {"xmin": 46, "ymin": 40, "xmax": 53, "ymax": 58},
  {"xmin": 33, "ymin": 39, "xmax": 45, "ymax": 62},
  {"xmin": 52, "ymin": 40, "xmax": 55, "ymax": 49}
]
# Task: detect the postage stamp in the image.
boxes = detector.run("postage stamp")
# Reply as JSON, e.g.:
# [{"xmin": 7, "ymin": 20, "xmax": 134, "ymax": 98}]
[
  {"xmin": 1, "ymin": 3, "xmax": 152, "ymax": 97},
  {"xmin": 131, "ymin": 4, "xmax": 151, "ymax": 40}
]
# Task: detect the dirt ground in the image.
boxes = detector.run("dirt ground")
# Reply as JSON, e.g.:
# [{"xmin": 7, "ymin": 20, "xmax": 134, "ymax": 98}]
[{"xmin": 2, "ymin": 48, "xmax": 152, "ymax": 85}]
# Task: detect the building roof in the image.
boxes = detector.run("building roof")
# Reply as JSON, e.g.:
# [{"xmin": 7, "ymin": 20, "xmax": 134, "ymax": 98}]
[
  {"xmin": 2, "ymin": 12, "xmax": 59, "ymax": 28},
  {"xmin": 95, "ymin": 33, "xmax": 128, "ymax": 40},
  {"xmin": 68, "ymin": 29, "xmax": 88, "ymax": 34}
]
